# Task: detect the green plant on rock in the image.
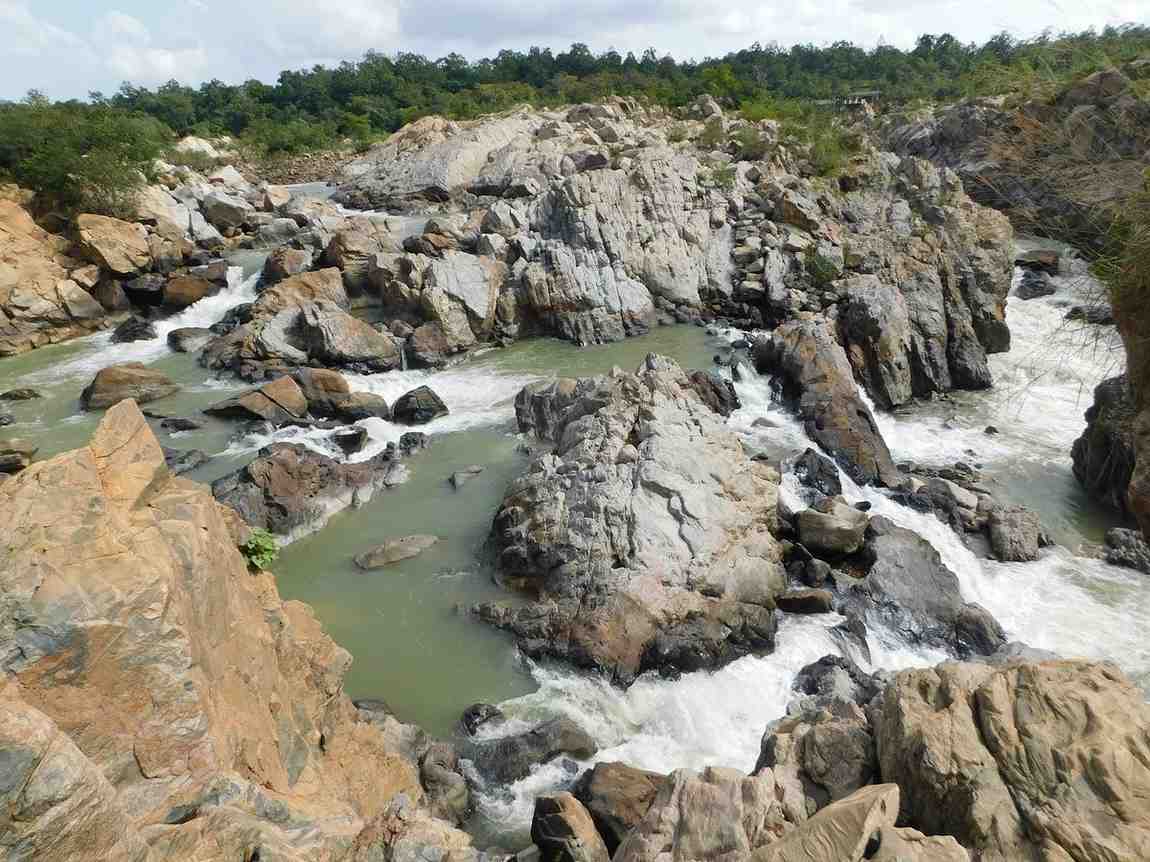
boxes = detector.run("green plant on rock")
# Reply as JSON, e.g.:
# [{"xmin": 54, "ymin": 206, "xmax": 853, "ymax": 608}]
[
  {"xmin": 697, "ymin": 118, "xmax": 726, "ymax": 151},
  {"xmin": 804, "ymin": 246, "xmax": 841, "ymax": 289},
  {"xmin": 667, "ymin": 123, "xmax": 688, "ymax": 143},
  {"xmin": 240, "ymin": 528, "xmax": 280, "ymax": 571},
  {"xmin": 710, "ymin": 164, "xmax": 736, "ymax": 189},
  {"xmin": 163, "ymin": 147, "xmax": 221, "ymax": 173},
  {"xmin": 732, "ymin": 126, "xmax": 770, "ymax": 161}
]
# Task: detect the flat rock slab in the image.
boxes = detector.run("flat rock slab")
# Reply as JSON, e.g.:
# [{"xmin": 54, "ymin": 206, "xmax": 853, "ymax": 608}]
[{"xmin": 354, "ymin": 534, "xmax": 439, "ymax": 569}]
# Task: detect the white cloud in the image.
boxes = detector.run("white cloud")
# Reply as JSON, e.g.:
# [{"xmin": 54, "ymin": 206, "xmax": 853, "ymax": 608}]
[{"xmin": 0, "ymin": 0, "xmax": 1147, "ymax": 100}]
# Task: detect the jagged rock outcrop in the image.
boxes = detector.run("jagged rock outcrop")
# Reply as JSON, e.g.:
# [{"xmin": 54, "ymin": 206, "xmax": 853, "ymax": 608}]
[
  {"xmin": 0, "ymin": 199, "xmax": 107, "ymax": 356},
  {"xmin": 876, "ymin": 659, "xmax": 1150, "ymax": 861},
  {"xmin": 1072, "ymin": 374, "xmax": 1138, "ymax": 517},
  {"xmin": 212, "ymin": 442, "xmax": 410, "ymax": 540},
  {"xmin": 476, "ymin": 354, "xmax": 784, "ymax": 683},
  {"xmin": 755, "ymin": 320, "xmax": 899, "ymax": 486},
  {"xmin": 0, "ymin": 401, "xmax": 475, "ymax": 861}
]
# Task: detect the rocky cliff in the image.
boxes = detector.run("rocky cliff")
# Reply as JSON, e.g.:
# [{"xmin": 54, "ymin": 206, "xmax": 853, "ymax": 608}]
[{"xmin": 0, "ymin": 401, "xmax": 473, "ymax": 861}]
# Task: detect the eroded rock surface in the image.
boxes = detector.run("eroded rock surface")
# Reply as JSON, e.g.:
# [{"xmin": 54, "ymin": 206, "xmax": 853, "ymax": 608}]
[{"xmin": 477, "ymin": 354, "xmax": 784, "ymax": 682}]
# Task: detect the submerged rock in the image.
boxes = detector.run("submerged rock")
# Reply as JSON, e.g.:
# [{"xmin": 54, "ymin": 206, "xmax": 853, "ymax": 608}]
[
  {"xmin": 166, "ymin": 326, "xmax": 215, "ymax": 353},
  {"xmin": 0, "ymin": 388, "xmax": 41, "ymax": 401},
  {"xmin": 0, "ymin": 438, "xmax": 37, "ymax": 474},
  {"xmin": 478, "ymin": 354, "xmax": 784, "ymax": 682},
  {"xmin": 80, "ymin": 363, "xmax": 179, "ymax": 409},
  {"xmin": 354, "ymin": 534, "xmax": 439, "ymax": 569}
]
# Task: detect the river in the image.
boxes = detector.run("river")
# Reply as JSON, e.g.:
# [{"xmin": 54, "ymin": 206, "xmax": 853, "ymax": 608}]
[{"xmin": 0, "ymin": 235, "xmax": 1144, "ymax": 848}]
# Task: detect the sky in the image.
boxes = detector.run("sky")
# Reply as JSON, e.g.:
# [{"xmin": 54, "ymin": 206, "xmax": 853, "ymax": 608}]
[{"xmin": 2, "ymin": 0, "xmax": 1147, "ymax": 100}]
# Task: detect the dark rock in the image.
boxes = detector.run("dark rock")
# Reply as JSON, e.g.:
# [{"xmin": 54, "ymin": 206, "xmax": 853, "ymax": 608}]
[
  {"xmin": 467, "ymin": 717, "xmax": 597, "ymax": 784},
  {"xmin": 162, "ymin": 446, "xmax": 210, "ymax": 475},
  {"xmin": 793, "ymin": 654, "xmax": 881, "ymax": 707},
  {"xmin": 984, "ymin": 425, "xmax": 999, "ymax": 435},
  {"xmin": 792, "ymin": 447, "xmax": 843, "ymax": 498},
  {"xmin": 776, "ymin": 589, "xmax": 834, "ymax": 614},
  {"xmin": 122, "ymin": 273, "xmax": 165, "ymax": 307},
  {"xmin": 1015, "ymin": 248, "xmax": 1060, "ymax": 275},
  {"xmin": 110, "ymin": 315, "xmax": 157, "ymax": 344},
  {"xmin": 392, "ymin": 385, "xmax": 448, "ymax": 425},
  {"xmin": 332, "ymin": 427, "xmax": 368, "ymax": 455},
  {"xmin": 0, "ymin": 388, "xmax": 41, "ymax": 401},
  {"xmin": 460, "ymin": 703, "xmax": 504, "ymax": 736},
  {"xmin": 1015, "ymin": 269, "xmax": 1056, "ymax": 300},
  {"xmin": 572, "ymin": 762, "xmax": 668, "ymax": 856},
  {"xmin": 209, "ymin": 302, "xmax": 254, "ymax": 335},
  {"xmin": 0, "ymin": 439, "xmax": 37, "ymax": 474},
  {"xmin": 838, "ymin": 516, "xmax": 1006, "ymax": 657},
  {"xmin": 1072, "ymin": 375, "xmax": 1136, "ymax": 515},
  {"xmin": 167, "ymin": 327, "xmax": 215, "ymax": 353},
  {"xmin": 159, "ymin": 417, "xmax": 203, "ymax": 432},
  {"xmin": 0, "ymin": 414, "xmax": 12, "ymax": 427},
  {"xmin": 532, "ymin": 793, "xmax": 611, "ymax": 862},
  {"xmin": 685, "ymin": 370, "xmax": 740, "ymax": 416},
  {"xmin": 1104, "ymin": 527, "xmax": 1150, "ymax": 574},
  {"xmin": 1065, "ymin": 305, "xmax": 1115, "ymax": 325},
  {"xmin": 399, "ymin": 432, "xmax": 428, "ymax": 455},
  {"xmin": 449, "ymin": 465, "xmax": 484, "ymax": 489}
]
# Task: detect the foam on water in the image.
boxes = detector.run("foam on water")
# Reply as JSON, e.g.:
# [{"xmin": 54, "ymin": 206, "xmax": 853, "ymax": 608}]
[{"xmin": 20, "ymin": 267, "xmax": 261, "ymax": 385}]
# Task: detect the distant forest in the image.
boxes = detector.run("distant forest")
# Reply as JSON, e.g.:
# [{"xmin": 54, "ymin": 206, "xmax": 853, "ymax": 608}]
[{"xmin": 89, "ymin": 25, "xmax": 1150, "ymax": 146}]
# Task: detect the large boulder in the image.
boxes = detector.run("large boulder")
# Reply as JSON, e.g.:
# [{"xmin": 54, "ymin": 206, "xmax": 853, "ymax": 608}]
[
  {"xmin": 876, "ymin": 659, "xmax": 1150, "ymax": 861},
  {"xmin": 466, "ymin": 717, "xmax": 597, "ymax": 784},
  {"xmin": 1071, "ymin": 375, "xmax": 1137, "ymax": 515},
  {"xmin": 163, "ymin": 275, "xmax": 216, "ymax": 309},
  {"xmin": 80, "ymin": 363, "xmax": 179, "ymax": 410},
  {"xmin": 203, "ymin": 375, "xmax": 309, "ymax": 425},
  {"xmin": 573, "ymin": 763, "xmax": 669, "ymax": 855},
  {"xmin": 477, "ymin": 355, "xmax": 784, "ymax": 682},
  {"xmin": 836, "ymin": 516, "xmax": 1005, "ymax": 657},
  {"xmin": 755, "ymin": 320, "xmax": 899, "ymax": 486},
  {"xmin": 292, "ymin": 367, "xmax": 391, "ymax": 422},
  {"xmin": 323, "ymin": 217, "xmax": 404, "ymax": 293},
  {"xmin": 75, "ymin": 213, "xmax": 151, "ymax": 275},
  {"xmin": 212, "ymin": 442, "xmax": 409, "ymax": 540},
  {"xmin": 110, "ymin": 315, "xmax": 157, "ymax": 343},
  {"xmin": 0, "ymin": 401, "xmax": 471, "ymax": 861},
  {"xmin": 297, "ymin": 301, "xmax": 403, "ymax": 373},
  {"xmin": 532, "ymin": 793, "xmax": 611, "ymax": 862},
  {"xmin": 0, "ymin": 200, "xmax": 106, "ymax": 356},
  {"xmin": 392, "ymin": 386, "xmax": 449, "ymax": 425}
]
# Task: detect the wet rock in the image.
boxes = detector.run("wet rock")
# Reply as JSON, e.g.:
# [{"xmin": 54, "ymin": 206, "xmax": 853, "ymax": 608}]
[
  {"xmin": 261, "ymin": 245, "xmax": 314, "ymax": 285},
  {"xmin": 1016, "ymin": 248, "xmax": 1060, "ymax": 275},
  {"xmin": 354, "ymin": 535, "xmax": 439, "ymax": 569},
  {"xmin": 877, "ymin": 659, "xmax": 1150, "ymax": 861},
  {"xmin": 332, "ymin": 426, "xmax": 368, "ymax": 455},
  {"xmin": 166, "ymin": 326, "xmax": 215, "ymax": 353},
  {"xmin": 480, "ymin": 355, "xmax": 784, "ymax": 682},
  {"xmin": 685, "ymin": 370, "xmax": 740, "ymax": 417},
  {"xmin": 0, "ymin": 388, "xmax": 41, "ymax": 401},
  {"xmin": 159, "ymin": 416, "xmax": 202, "ymax": 432},
  {"xmin": 776, "ymin": 589, "xmax": 834, "ymax": 614},
  {"xmin": 532, "ymin": 793, "xmax": 611, "ymax": 862},
  {"xmin": 203, "ymin": 375, "xmax": 308, "ymax": 425},
  {"xmin": 209, "ymin": 301, "xmax": 253, "ymax": 335},
  {"xmin": 400, "ymin": 431, "xmax": 429, "ymax": 454},
  {"xmin": 1103, "ymin": 526, "xmax": 1150, "ymax": 574},
  {"xmin": 839, "ymin": 516, "xmax": 1005, "ymax": 657},
  {"xmin": 163, "ymin": 275, "xmax": 216, "ymax": 309},
  {"xmin": 80, "ymin": 363, "xmax": 180, "ymax": 409},
  {"xmin": 109, "ymin": 315, "xmax": 156, "ymax": 343},
  {"xmin": 987, "ymin": 505, "xmax": 1045, "ymax": 562},
  {"xmin": 393, "ymin": 385, "xmax": 449, "ymax": 425},
  {"xmin": 0, "ymin": 438, "xmax": 37, "ymax": 474},
  {"xmin": 1072, "ymin": 375, "xmax": 1136, "ymax": 515},
  {"xmin": 1015, "ymin": 268, "xmax": 1056, "ymax": 300},
  {"xmin": 459, "ymin": 703, "xmax": 504, "ymax": 736},
  {"xmin": 0, "ymin": 413, "xmax": 12, "ymax": 427},
  {"xmin": 449, "ymin": 465, "xmax": 484, "ymax": 489},
  {"xmin": 572, "ymin": 763, "xmax": 669, "ymax": 855},
  {"xmin": 791, "ymin": 448, "xmax": 842, "ymax": 498},
  {"xmin": 292, "ymin": 367, "xmax": 391, "ymax": 422},
  {"xmin": 797, "ymin": 500, "xmax": 869, "ymax": 557},
  {"xmin": 420, "ymin": 741, "xmax": 471, "ymax": 825},
  {"xmin": 162, "ymin": 445, "xmax": 210, "ymax": 474},
  {"xmin": 1065, "ymin": 304, "xmax": 1115, "ymax": 325},
  {"xmin": 122, "ymin": 273, "xmax": 166, "ymax": 307},
  {"xmin": 467, "ymin": 717, "xmax": 597, "ymax": 784},
  {"xmin": 754, "ymin": 321, "xmax": 898, "ymax": 487},
  {"xmin": 212, "ymin": 442, "xmax": 409, "ymax": 539}
]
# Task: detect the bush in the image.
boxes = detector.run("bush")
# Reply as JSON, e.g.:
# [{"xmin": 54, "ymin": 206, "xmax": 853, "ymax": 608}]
[
  {"xmin": 697, "ymin": 118, "xmax": 726, "ymax": 151},
  {"xmin": 241, "ymin": 117, "xmax": 336, "ymax": 157},
  {"xmin": 0, "ymin": 98, "xmax": 171, "ymax": 217},
  {"xmin": 667, "ymin": 123, "xmax": 688, "ymax": 143},
  {"xmin": 732, "ymin": 126, "xmax": 770, "ymax": 161},
  {"xmin": 164, "ymin": 147, "xmax": 221, "ymax": 173},
  {"xmin": 710, "ymin": 164, "xmax": 736, "ymax": 189},
  {"xmin": 239, "ymin": 528, "xmax": 280, "ymax": 571},
  {"xmin": 804, "ymin": 246, "xmax": 841, "ymax": 288}
]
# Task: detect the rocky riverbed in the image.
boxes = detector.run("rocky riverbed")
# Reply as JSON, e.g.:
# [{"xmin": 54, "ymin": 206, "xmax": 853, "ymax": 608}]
[{"xmin": 2, "ymin": 94, "xmax": 1150, "ymax": 861}]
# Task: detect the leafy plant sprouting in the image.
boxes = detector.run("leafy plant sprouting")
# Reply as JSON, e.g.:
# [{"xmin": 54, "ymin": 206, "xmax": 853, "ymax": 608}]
[{"xmin": 240, "ymin": 528, "xmax": 280, "ymax": 571}]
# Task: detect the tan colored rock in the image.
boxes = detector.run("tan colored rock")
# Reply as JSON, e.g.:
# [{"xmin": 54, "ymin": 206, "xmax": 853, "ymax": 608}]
[
  {"xmin": 254, "ymin": 267, "xmax": 349, "ymax": 317},
  {"xmin": 0, "ymin": 200, "xmax": 106, "ymax": 356},
  {"xmin": 532, "ymin": 793, "xmax": 611, "ymax": 862},
  {"xmin": 0, "ymin": 401, "xmax": 463, "ymax": 860},
  {"xmin": 80, "ymin": 363, "xmax": 180, "ymax": 409},
  {"xmin": 877, "ymin": 659, "xmax": 1150, "ymax": 861},
  {"xmin": 261, "ymin": 184, "xmax": 293, "ymax": 211},
  {"xmin": 163, "ymin": 274, "xmax": 216, "ymax": 308},
  {"xmin": 573, "ymin": 762, "xmax": 668, "ymax": 853},
  {"xmin": 75, "ymin": 213, "xmax": 152, "ymax": 275},
  {"xmin": 204, "ymin": 375, "xmax": 308, "ymax": 424},
  {"xmin": 754, "ymin": 784, "xmax": 967, "ymax": 862}
]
